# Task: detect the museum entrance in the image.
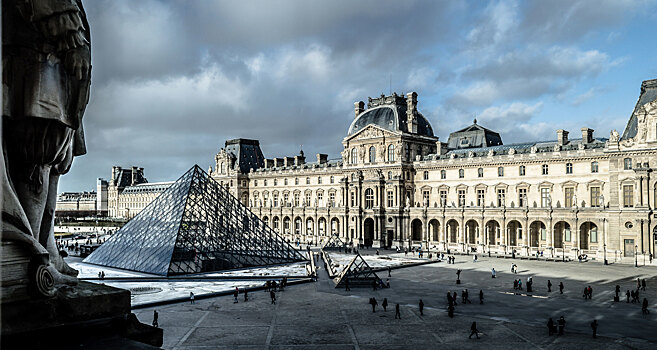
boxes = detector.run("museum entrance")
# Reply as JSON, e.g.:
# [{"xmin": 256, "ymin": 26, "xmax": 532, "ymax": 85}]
[
  {"xmin": 363, "ymin": 218, "xmax": 374, "ymax": 247},
  {"xmin": 624, "ymin": 239, "xmax": 635, "ymax": 257},
  {"xmin": 411, "ymin": 219, "xmax": 422, "ymax": 241}
]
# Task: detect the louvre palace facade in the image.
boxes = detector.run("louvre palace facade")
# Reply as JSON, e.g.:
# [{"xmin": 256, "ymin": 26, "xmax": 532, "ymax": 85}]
[{"xmin": 99, "ymin": 79, "xmax": 657, "ymax": 263}]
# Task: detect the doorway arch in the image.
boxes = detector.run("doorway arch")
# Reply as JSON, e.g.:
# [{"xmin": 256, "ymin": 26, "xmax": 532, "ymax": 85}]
[
  {"xmin": 486, "ymin": 220, "xmax": 500, "ymax": 245},
  {"xmin": 529, "ymin": 221, "xmax": 545, "ymax": 247},
  {"xmin": 411, "ymin": 219, "xmax": 423, "ymax": 241},
  {"xmin": 507, "ymin": 220, "xmax": 522, "ymax": 247},
  {"xmin": 429, "ymin": 219, "xmax": 440, "ymax": 241},
  {"xmin": 447, "ymin": 219, "xmax": 459, "ymax": 243},
  {"xmin": 553, "ymin": 221, "xmax": 570, "ymax": 249},
  {"xmin": 363, "ymin": 218, "xmax": 374, "ymax": 247}
]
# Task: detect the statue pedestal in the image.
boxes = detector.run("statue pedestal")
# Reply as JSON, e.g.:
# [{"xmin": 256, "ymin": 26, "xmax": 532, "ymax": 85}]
[{"xmin": 2, "ymin": 281, "xmax": 162, "ymax": 349}]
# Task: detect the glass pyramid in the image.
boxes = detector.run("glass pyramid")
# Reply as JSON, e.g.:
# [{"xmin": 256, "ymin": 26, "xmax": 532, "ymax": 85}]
[
  {"xmin": 84, "ymin": 165, "xmax": 307, "ymax": 276},
  {"xmin": 334, "ymin": 253, "xmax": 385, "ymax": 289}
]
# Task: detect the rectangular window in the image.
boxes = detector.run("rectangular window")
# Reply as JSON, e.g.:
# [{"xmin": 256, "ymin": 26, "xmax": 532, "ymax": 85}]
[
  {"xmin": 519, "ymin": 165, "xmax": 526, "ymax": 176},
  {"xmin": 350, "ymin": 192, "xmax": 355, "ymax": 207},
  {"xmin": 477, "ymin": 189, "xmax": 485, "ymax": 207},
  {"xmin": 541, "ymin": 188, "xmax": 550, "ymax": 207},
  {"xmin": 458, "ymin": 190, "xmax": 465, "ymax": 207},
  {"xmin": 591, "ymin": 162, "xmax": 599, "ymax": 173},
  {"xmin": 518, "ymin": 188, "xmax": 527, "ymax": 207},
  {"xmin": 624, "ymin": 158, "xmax": 632, "ymax": 170},
  {"xmin": 423, "ymin": 190, "xmax": 430, "ymax": 206},
  {"xmin": 387, "ymin": 191, "xmax": 394, "ymax": 207},
  {"xmin": 590, "ymin": 187, "xmax": 600, "ymax": 207},
  {"xmin": 564, "ymin": 187, "xmax": 574, "ymax": 208},
  {"xmin": 440, "ymin": 190, "xmax": 447, "ymax": 206},
  {"xmin": 318, "ymin": 177, "xmax": 322, "ymax": 184},
  {"xmin": 591, "ymin": 228, "xmax": 598, "ymax": 243},
  {"xmin": 565, "ymin": 228, "xmax": 571, "ymax": 242},
  {"xmin": 273, "ymin": 194, "xmax": 279, "ymax": 207},
  {"xmin": 294, "ymin": 193, "xmax": 300, "ymax": 207},
  {"xmin": 623, "ymin": 185, "xmax": 633, "ymax": 207},
  {"xmin": 498, "ymin": 167, "xmax": 504, "ymax": 177},
  {"xmin": 497, "ymin": 189, "xmax": 505, "ymax": 207},
  {"xmin": 306, "ymin": 193, "xmax": 311, "ymax": 206},
  {"xmin": 542, "ymin": 164, "xmax": 549, "ymax": 175},
  {"xmin": 566, "ymin": 163, "xmax": 573, "ymax": 174},
  {"xmin": 317, "ymin": 192, "xmax": 323, "ymax": 207},
  {"xmin": 283, "ymin": 193, "xmax": 289, "ymax": 206},
  {"xmin": 329, "ymin": 192, "xmax": 336, "ymax": 206},
  {"xmin": 541, "ymin": 228, "xmax": 546, "ymax": 241}
]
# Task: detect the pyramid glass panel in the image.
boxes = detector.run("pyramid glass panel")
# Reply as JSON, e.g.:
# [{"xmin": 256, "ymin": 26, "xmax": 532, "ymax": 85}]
[{"xmin": 84, "ymin": 165, "xmax": 306, "ymax": 276}]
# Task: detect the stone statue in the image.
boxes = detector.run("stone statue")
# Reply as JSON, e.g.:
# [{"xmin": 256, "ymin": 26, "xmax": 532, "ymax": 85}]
[
  {"xmin": 609, "ymin": 129, "xmax": 620, "ymax": 143},
  {"xmin": 2, "ymin": 0, "xmax": 92, "ymax": 295}
]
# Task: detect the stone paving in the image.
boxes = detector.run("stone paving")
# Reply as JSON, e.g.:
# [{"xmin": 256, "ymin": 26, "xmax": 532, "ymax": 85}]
[{"xmin": 133, "ymin": 253, "xmax": 657, "ymax": 349}]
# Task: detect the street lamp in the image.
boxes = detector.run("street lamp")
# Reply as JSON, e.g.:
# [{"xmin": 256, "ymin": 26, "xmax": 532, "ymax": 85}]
[
  {"xmin": 635, "ymin": 244, "xmax": 638, "ymax": 267},
  {"xmin": 604, "ymin": 243, "xmax": 607, "ymax": 265}
]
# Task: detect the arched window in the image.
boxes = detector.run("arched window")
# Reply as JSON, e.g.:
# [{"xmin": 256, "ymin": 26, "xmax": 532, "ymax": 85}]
[
  {"xmin": 459, "ymin": 169, "xmax": 464, "ymax": 178},
  {"xmin": 221, "ymin": 163, "xmax": 225, "ymax": 173},
  {"xmin": 566, "ymin": 163, "xmax": 573, "ymax": 174},
  {"xmin": 388, "ymin": 144, "xmax": 395, "ymax": 162},
  {"xmin": 365, "ymin": 188, "xmax": 374, "ymax": 209},
  {"xmin": 369, "ymin": 146, "xmax": 376, "ymax": 163},
  {"xmin": 478, "ymin": 168, "xmax": 484, "ymax": 178},
  {"xmin": 591, "ymin": 161, "xmax": 599, "ymax": 173},
  {"xmin": 441, "ymin": 170, "xmax": 446, "ymax": 179},
  {"xmin": 351, "ymin": 148, "xmax": 358, "ymax": 164}
]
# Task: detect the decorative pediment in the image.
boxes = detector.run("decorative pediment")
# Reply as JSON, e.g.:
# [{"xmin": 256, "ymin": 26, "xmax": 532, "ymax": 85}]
[
  {"xmin": 420, "ymin": 185, "xmax": 432, "ymax": 191},
  {"xmin": 586, "ymin": 180, "xmax": 604, "ymax": 191},
  {"xmin": 456, "ymin": 183, "xmax": 468, "ymax": 190},
  {"xmin": 619, "ymin": 177, "xmax": 636, "ymax": 185},
  {"xmin": 475, "ymin": 183, "xmax": 487, "ymax": 190},
  {"xmin": 560, "ymin": 180, "xmax": 579, "ymax": 190},
  {"xmin": 438, "ymin": 184, "xmax": 450, "ymax": 191},
  {"xmin": 515, "ymin": 181, "xmax": 530, "ymax": 189},
  {"xmin": 346, "ymin": 124, "xmax": 398, "ymax": 141},
  {"xmin": 494, "ymin": 182, "xmax": 508, "ymax": 189},
  {"xmin": 538, "ymin": 181, "xmax": 553, "ymax": 189}
]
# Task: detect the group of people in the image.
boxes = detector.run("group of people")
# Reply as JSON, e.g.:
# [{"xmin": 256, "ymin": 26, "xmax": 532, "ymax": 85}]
[
  {"xmin": 582, "ymin": 286, "xmax": 593, "ymax": 300},
  {"xmin": 446, "ymin": 256, "xmax": 457, "ymax": 264},
  {"xmin": 546, "ymin": 316, "xmax": 567, "ymax": 336},
  {"xmin": 97, "ymin": 271, "xmax": 106, "ymax": 279},
  {"xmin": 368, "ymin": 297, "xmax": 401, "ymax": 318},
  {"xmin": 264, "ymin": 278, "xmax": 287, "ymax": 293}
]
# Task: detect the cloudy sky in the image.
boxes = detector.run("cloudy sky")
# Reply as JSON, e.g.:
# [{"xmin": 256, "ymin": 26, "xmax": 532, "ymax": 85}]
[{"xmin": 61, "ymin": 0, "xmax": 657, "ymax": 192}]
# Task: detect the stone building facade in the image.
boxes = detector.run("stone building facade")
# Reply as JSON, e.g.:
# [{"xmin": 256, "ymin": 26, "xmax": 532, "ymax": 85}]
[
  {"xmin": 209, "ymin": 81, "xmax": 657, "ymax": 264},
  {"xmin": 86, "ymin": 80, "xmax": 657, "ymax": 264}
]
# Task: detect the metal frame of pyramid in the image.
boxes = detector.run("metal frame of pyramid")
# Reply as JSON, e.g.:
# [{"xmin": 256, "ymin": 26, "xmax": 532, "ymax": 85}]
[
  {"xmin": 84, "ymin": 165, "xmax": 307, "ymax": 276},
  {"xmin": 321, "ymin": 233, "xmax": 345, "ymax": 251},
  {"xmin": 334, "ymin": 253, "xmax": 385, "ymax": 288}
]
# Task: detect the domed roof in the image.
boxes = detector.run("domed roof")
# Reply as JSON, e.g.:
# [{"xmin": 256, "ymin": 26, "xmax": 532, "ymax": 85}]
[{"xmin": 347, "ymin": 105, "xmax": 434, "ymax": 137}]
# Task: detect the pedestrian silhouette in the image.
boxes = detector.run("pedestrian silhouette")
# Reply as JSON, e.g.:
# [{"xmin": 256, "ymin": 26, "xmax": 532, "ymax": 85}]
[
  {"xmin": 547, "ymin": 280, "xmax": 552, "ymax": 292},
  {"xmin": 591, "ymin": 319, "xmax": 598, "ymax": 338},
  {"xmin": 547, "ymin": 318, "xmax": 554, "ymax": 335},
  {"xmin": 395, "ymin": 303, "xmax": 401, "ymax": 319},
  {"xmin": 558, "ymin": 316, "xmax": 566, "ymax": 335},
  {"xmin": 369, "ymin": 297, "xmax": 378, "ymax": 312},
  {"xmin": 152, "ymin": 310, "xmax": 158, "ymax": 328},
  {"xmin": 469, "ymin": 322, "xmax": 480, "ymax": 339},
  {"xmin": 559, "ymin": 282, "xmax": 564, "ymax": 294},
  {"xmin": 479, "ymin": 290, "xmax": 484, "ymax": 304},
  {"xmin": 190, "ymin": 292, "xmax": 195, "ymax": 304},
  {"xmin": 270, "ymin": 290, "xmax": 276, "ymax": 304},
  {"xmin": 419, "ymin": 299, "xmax": 424, "ymax": 315},
  {"xmin": 382, "ymin": 298, "xmax": 388, "ymax": 312},
  {"xmin": 642, "ymin": 298, "xmax": 650, "ymax": 314},
  {"xmin": 244, "ymin": 290, "xmax": 248, "ymax": 302}
]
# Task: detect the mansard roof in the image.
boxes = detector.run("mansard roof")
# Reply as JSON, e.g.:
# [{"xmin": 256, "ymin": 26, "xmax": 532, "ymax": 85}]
[
  {"xmin": 347, "ymin": 93, "xmax": 434, "ymax": 137},
  {"xmin": 446, "ymin": 120, "xmax": 503, "ymax": 149},
  {"xmin": 224, "ymin": 138, "xmax": 266, "ymax": 173},
  {"xmin": 622, "ymin": 79, "xmax": 657, "ymax": 140}
]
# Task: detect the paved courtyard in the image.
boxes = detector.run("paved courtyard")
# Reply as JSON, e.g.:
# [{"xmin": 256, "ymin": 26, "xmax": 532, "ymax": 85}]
[{"xmin": 134, "ymin": 253, "xmax": 657, "ymax": 349}]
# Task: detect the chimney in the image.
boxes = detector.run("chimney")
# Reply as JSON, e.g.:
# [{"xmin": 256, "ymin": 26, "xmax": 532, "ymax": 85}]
[
  {"xmin": 354, "ymin": 101, "xmax": 364, "ymax": 118},
  {"xmin": 111, "ymin": 166, "xmax": 118, "ymax": 181},
  {"xmin": 557, "ymin": 130, "xmax": 569, "ymax": 146},
  {"xmin": 436, "ymin": 141, "xmax": 447, "ymax": 155},
  {"xmin": 406, "ymin": 92, "xmax": 418, "ymax": 133},
  {"xmin": 316, "ymin": 153, "xmax": 328, "ymax": 164},
  {"xmin": 131, "ymin": 166, "xmax": 137, "ymax": 185},
  {"xmin": 581, "ymin": 127, "xmax": 594, "ymax": 144},
  {"xmin": 294, "ymin": 155, "xmax": 305, "ymax": 166}
]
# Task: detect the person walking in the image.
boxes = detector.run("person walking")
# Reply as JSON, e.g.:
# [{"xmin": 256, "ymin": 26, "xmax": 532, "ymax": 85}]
[
  {"xmin": 547, "ymin": 280, "xmax": 552, "ymax": 292},
  {"xmin": 591, "ymin": 319, "xmax": 598, "ymax": 338},
  {"xmin": 642, "ymin": 298, "xmax": 650, "ymax": 314},
  {"xmin": 626, "ymin": 290, "xmax": 631, "ymax": 303},
  {"xmin": 479, "ymin": 290, "xmax": 484, "ymax": 304},
  {"xmin": 559, "ymin": 282, "xmax": 564, "ymax": 294},
  {"xmin": 382, "ymin": 298, "xmax": 388, "ymax": 312},
  {"xmin": 270, "ymin": 290, "xmax": 276, "ymax": 304},
  {"xmin": 518, "ymin": 279, "xmax": 522, "ymax": 290},
  {"xmin": 244, "ymin": 290, "xmax": 248, "ymax": 302},
  {"xmin": 513, "ymin": 279, "xmax": 518, "ymax": 290},
  {"xmin": 345, "ymin": 277, "xmax": 350, "ymax": 291},
  {"xmin": 190, "ymin": 292, "xmax": 195, "ymax": 304},
  {"xmin": 388, "ymin": 266, "xmax": 391, "ymax": 277},
  {"xmin": 395, "ymin": 303, "xmax": 401, "ymax": 319},
  {"xmin": 152, "ymin": 310, "xmax": 159, "ymax": 328},
  {"xmin": 491, "ymin": 268, "xmax": 496, "ymax": 278},
  {"xmin": 642, "ymin": 279, "xmax": 646, "ymax": 291},
  {"xmin": 372, "ymin": 279, "xmax": 377, "ymax": 291},
  {"xmin": 370, "ymin": 297, "xmax": 378, "ymax": 312},
  {"xmin": 453, "ymin": 291, "xmax": 458, "ymax": 305},
  {"xmin": 469, "ymin": 322, "xmax": 480, "ymax": 339},
  {"xmin": 588, "ymin": 286, "xmax": 593, "ymax": 299},
  {"xmin": 547, "ymin": 318, "xmax": 555, "ymax": 335},
  {"xmin": 234, "ymin": 288, "xmax": 239, "ymax": 303},
  {"xmin": 464, "ymin": 289, "xmax": 471, "ymax": 304},
  {"xmin": 419, "ymin": 299, "xmax": 424, "ymax": 316},
  {"xmin": 558, "ymin": 316, "xmax": 566, "ymax": 335}
]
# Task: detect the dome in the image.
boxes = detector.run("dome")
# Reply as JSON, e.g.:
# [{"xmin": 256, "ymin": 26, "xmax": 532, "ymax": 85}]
[{"xmin": 347, "ymin": 105, "xmax": 434, "ymax": 137}]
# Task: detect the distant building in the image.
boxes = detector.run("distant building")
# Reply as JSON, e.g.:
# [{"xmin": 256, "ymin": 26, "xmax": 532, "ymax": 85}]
[{"xmin": 55, "ymin": 191, "xmax": 98, "ymax": 218}]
